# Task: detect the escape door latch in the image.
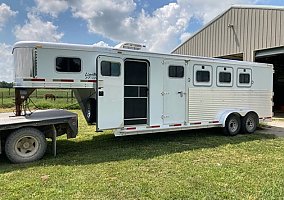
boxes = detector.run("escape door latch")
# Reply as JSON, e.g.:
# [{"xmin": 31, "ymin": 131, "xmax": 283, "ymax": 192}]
[
  {"xmin": 99, "ymin": 91, "xmax": 104, "ymax": 96},
  {"xmin": 178, "ymin": 91, "xmax": 184, "ymax": 97}
]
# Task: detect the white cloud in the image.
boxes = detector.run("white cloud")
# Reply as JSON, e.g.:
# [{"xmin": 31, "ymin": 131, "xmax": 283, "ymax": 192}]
[
  {"xmin": 0, "ymin": 44, "xmax": 13, "ymax": 82},
  {"xmin": 0, "ymin": 3, "xmax": 17, "ymax": 30},
  {"xmin": 70, "ymin": 0, "xmax": 136, "ymax": 40},
  {"xmin": 70, "ymin": 0, "xmax": 136, "ymax": 20},
  {"xmin": 25, "ymin": 0, "xmax": 259, "ymax": 53},
  {"xmin": 93, "ymin": 41, "xmax": 112, "ymax": 48},
  {"xmin": 135, "ymin": 3, "xmax": 193, "ymax": 52},
  {"xmin": 187, "ymin": 0, "xmax": 257, "ymax": 24},
  {"xmin": 69, "ymin": 0, "xmax": 192, "ymax": 53},
  {"xmin": 66, "ymin": 0, "xmax": 258, "ymax": 53},
  {"xmin": 34, "ymin": 0, "xmax": 68, "ymax": 17},
  {"xmin": 180, "ymin": 32, "xmax": 192, "ymax": 42},
  {"xmin": 14, "ymin": 13, "xmax": 64, "ymax": 42}
]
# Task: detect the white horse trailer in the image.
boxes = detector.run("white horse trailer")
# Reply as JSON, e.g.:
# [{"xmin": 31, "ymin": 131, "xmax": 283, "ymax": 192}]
[{"xmin": 13, "ymin": 41, "xmax": 273, "ymax": 137}]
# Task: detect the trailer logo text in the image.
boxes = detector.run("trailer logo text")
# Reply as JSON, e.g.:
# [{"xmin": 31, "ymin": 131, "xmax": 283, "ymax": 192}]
[{"xmin": 85, "ymin": 72, "xmax": 96, "ymax": 79}]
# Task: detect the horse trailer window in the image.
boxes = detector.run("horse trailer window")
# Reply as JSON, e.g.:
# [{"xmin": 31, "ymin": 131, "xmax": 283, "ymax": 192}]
[
  {"xmin": 196, "ymin": 71, "xmax": 210, "ymax": 82},
  {"xmin": 193, "ymin": 65, "xmax": 212, "ymax": 86},
  {"xmin": 216, "ymin": 66, "xmax": 233, "ymax": 87},
  {"xmin": 239, "ymin": 73, "xmax": 250, "ymax": 84},
  {"xmin": 219, "ymin": 72, "xmax": 231, "ymax": 83},
  {"xmin": 101, "ymin": 61, "xmax": 121, "ymax": 76},
  {"xmin": 237, "ymin": 68, "xmax": 252, "ymax": 87},
  {"xmin": 56, "ymin": 57, "xmax": 81, "ymax": 72},
  {"xmin": 169, "ymin": 65, "xmax": 184, "ymax": 78}
]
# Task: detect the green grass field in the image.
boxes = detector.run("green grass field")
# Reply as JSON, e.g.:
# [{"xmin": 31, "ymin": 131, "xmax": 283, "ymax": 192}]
[
  {"xmin": 0, "ymin": 110, "xmax": 284, "ymax": 199},
  {"xmin": 0, "ymin": 88, "xmax": 79, "ymax": 109}
]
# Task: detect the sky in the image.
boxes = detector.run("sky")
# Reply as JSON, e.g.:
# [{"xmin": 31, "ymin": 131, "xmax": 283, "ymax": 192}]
[{"xmin": 0, "ymin": 0, "xmax": 283, "ymax": 82}]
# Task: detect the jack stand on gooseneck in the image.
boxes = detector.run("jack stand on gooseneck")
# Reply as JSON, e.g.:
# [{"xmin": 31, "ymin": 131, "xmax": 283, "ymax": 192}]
[{"xmin": 15, "ymin": 88, "xmax": 35, "ymax": 116}]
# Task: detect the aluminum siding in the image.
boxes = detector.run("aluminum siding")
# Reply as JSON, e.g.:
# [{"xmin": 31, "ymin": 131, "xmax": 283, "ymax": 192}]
[
  {"xmin": 188, "ymin": 88, "xmax": 273, "ymax": 122},
  {"xmin": 173, "ymin": 7, "xmax": 284, "ymax": 62}
]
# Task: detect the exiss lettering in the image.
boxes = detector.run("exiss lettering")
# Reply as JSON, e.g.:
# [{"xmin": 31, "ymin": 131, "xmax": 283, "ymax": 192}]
[{"xmin": 85, "ymin": 72, "xmax": 96, "ymax": 79}]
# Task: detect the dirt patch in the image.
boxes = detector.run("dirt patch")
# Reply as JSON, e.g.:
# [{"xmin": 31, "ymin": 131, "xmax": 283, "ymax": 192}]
[{"xmin": 257, "ymin": 120, "xmax": 284, "ymax": 137}]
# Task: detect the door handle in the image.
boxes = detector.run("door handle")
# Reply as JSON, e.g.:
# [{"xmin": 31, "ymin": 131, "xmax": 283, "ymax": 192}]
[
  {"xmin": 99, "ymin": 91, "xmax": 104, "ymax": 96},
  {"xmin": 178, "ymin": 91, "xmax": 184, "ymax": 97}
]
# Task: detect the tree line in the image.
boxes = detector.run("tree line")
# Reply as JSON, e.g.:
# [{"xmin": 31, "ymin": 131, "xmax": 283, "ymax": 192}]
[{"xmin": 0, "ymin": 81, "xmax": 13, "ymax": 88}]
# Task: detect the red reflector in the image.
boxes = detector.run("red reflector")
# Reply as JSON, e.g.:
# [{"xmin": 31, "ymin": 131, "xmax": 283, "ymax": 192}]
[
  {"xmin": 81, "ymin": 80, "xmax": 97, "ymax": 83},
  {"xmin": 190, "ymin": 122, "xmax": 201, "ymax": 125},
  {"xmin": 265, "ymin": 117, "xmax": 272, "ymax": 119},
  {"xmin": 126, "ymin": 127, "xmax": 136, "ymax": 130},
  {"xmin": 209, "ymin": 121, "xmax": 219, "ymax": 124},
  {"xmin": 148, "ymin": 125, "xmax": 160, "ymax": 128},
  {"xmin": 24, "ymin": 78, "xmax": 45, "ymax": 81},
  {"xmin": 170, "ymin": 124, "xmax": 182, "ymax": 127},
  {"xmin": 259, "ymin": 117, "xmax": 263, "ymax": 120},
  {"xmin": 53, "ymin": 79, "xmax": 74, "ymax": 82}
]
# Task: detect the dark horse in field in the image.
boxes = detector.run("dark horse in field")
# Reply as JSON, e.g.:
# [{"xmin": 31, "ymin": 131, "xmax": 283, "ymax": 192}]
[{"xmin": 44, "ymin": 94, "xmax": 56, "ymax": 101}]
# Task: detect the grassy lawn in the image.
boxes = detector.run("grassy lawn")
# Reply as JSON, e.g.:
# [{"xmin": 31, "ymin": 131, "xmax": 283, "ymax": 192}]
[
  {"xmin": 0, "ymin": 88, "xmax": 79, "ymax": 109},
  {"xmin": 0, "ymin": 110, "xmax": 284, "ymax": 199}
]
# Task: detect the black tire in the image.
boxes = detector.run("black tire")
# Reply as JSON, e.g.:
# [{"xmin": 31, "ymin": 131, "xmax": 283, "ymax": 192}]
[
  {"xmin": 241, "ymin": 112, "xmax": 259, "ymax": 134},
  {"xmin": 85, "ymin": 99, "xmax": 96, "ymax": 124},
  {"xmin": 5, "ymin": 127, "xmax": 47, "ymax": 164},
  {"xmin": 224, "ymin": 113, "xmax": 241, "ymax": 136}
]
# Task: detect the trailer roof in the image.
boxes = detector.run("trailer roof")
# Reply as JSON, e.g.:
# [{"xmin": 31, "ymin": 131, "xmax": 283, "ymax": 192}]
[{"xmin": 13, "ymin": 41, "xmax": 273, "ymax": 68}]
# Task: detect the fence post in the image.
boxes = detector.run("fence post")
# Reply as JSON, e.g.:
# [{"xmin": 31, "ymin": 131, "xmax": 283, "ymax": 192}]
[
  {"xmin": 71, "ymin": 90, "xmax": 73, "ymax": 103},
  {"xmin": 67, "ymin": 92, "xmax": 69, "ymax": 103}
]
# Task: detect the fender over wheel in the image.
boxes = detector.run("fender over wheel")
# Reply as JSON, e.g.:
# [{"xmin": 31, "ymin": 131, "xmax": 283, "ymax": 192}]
[
  {"xmin": 224, "ymin": 113, "xmax": 241, "ymax": 136},
  {"xmin": 5, "ymin": 127, "xmax": 47, "ymax": 163},
  {"xmin": 241, "ymin": 112, "xmax": 259, "ymax": 134}
]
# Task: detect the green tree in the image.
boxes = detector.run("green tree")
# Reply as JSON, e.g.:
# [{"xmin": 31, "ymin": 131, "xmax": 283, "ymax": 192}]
[{"xmin": 0, "ymin": 81, "xmax": 13, "ymax": 88}]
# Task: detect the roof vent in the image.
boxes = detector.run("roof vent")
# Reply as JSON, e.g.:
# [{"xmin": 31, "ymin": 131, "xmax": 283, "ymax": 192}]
[{"xmin": 115, "ymin": 42, "xmax": 146, "ymax": 51}]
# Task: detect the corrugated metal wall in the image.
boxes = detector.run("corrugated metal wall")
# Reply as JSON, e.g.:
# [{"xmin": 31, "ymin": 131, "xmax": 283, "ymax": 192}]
[{"xmin": 173, "ymin": 7, "xmax": 284, "ymax": 62}]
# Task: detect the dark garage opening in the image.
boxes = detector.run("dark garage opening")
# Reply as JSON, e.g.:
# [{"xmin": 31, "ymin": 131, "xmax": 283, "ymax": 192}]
[
  {"xmin": 218, "ymin": 53, "xmax": 244, "ymax": 61},
  {"xmin": 256, "ymin": 53, "xmax": 284, "ymax": 112}
]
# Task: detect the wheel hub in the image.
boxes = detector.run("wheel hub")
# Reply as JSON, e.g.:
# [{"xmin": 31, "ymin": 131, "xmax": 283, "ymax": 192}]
[
  {"xmin": 229, "ymin": 119, "xmax": 238, "ymax": 132},
  {"xmin": 246, "ymin": 117, "xmax": 255, "ymax": 130},
  {"xmin": 15, "ymin": 136, "xmax": 39, "ymax": 157},
  {"xmin": 23, "ymin": 142, "xmax": 30, "ymax": 149}
]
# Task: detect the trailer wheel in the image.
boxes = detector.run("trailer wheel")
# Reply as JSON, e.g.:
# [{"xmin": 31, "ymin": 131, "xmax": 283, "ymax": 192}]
[
  {"xmin": 241, "ymin": 112, "xmax": 259, "ymax": 134},
  {"xmin": 85, "ymin": 99, "xmax": 96, "ymax": 124},
  {"xmin": 224, "ymin": 113, "xmax": 241, "ymax": 136},
  {"xmin": 5, "ymin": 128, "xmax": 47, "ymax": 163}
]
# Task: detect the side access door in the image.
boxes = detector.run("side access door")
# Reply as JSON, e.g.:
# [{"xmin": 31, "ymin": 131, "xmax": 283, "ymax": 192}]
[
  {"xmin": 96, "ymin": 56, "xmax": 124, "ymax": 130},
  {"xmin": 163, "ymin": 60, "xmax": 186, "ymax": 125}
]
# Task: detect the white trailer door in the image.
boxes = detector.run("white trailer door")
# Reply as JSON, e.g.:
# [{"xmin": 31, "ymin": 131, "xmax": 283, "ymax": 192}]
[
  {"xmin": 97, "ymin": 56, "xmax": 124, "ymax": 130},
  {"xmin": 163, "ymin": 60, "xmax": 186, "ymax": 125}
]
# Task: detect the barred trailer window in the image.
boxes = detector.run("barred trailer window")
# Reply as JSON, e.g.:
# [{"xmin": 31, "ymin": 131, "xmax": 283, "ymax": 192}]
[
  {"xmin": 239, "ymin": 73, "xmax": 250, "ymax": 84},
  {"xmin": 216, "ymin": 66, "xmax": 233, "ymax": 87},
  {"xmin": 219, "ymin": 72, "xmax": 231, "ymax": 83},
  {"xmin": 193, "ymin": 65, "xmax": 212, "ymax": 87},
  {"xmin": 237, "ymin": 68, "xmax": 252, "ymax": 87},
  {"xmin": 56, "ymin": 57, "xmax": 81, "ymax": 72},
  {"xmin": 196, "ymin": 71, "xmax": 210, "ymax": 82},
  {"xmin": 168, "ymin": 65, "xmax": 184, "ymax": 78}
]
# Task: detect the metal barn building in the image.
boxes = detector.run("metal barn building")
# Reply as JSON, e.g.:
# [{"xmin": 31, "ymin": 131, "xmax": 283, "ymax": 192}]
[{"xmin": 172, "ymin": 5, "xmax": 284, "ymax": 111}]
